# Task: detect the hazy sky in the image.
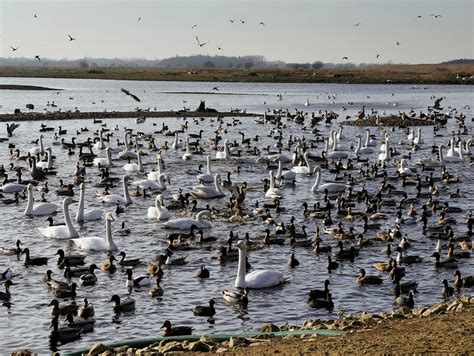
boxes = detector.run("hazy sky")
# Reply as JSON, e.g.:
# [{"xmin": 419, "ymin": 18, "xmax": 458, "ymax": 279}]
[{"xmin": 1, "ymin": 0, "xmax": 473, "ymax": 64}]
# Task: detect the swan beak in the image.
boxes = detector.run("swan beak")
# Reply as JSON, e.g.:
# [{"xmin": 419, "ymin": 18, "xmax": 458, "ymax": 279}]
[{"xmin": 71, "ymin": 200, "xmax": 78, "ymax": 203}]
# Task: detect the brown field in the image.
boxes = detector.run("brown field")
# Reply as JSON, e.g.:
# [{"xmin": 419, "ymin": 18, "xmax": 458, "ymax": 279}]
[{"xmin": 0, "ymin": 63, "xmax": 473, "ymax": 84}]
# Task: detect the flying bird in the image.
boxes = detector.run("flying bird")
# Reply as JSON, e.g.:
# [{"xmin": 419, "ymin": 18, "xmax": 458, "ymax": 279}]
[
  {"xmin": 417, "ymin": 15, "xmax": 422, "ymax": 18},
  {"xmin": 120, "ymin": 88, "xmax": 141, "ymax": 102},
  {"xmin": 138, "ymin": 17, "xmax": 142, "ymax": 21},
  {"xmin": 376, "ymin": 54, "xmax": 380, "ymax": 58},
  {"xmin": 192, "ymin": 24, "xmax": 198, "ymax": 29},
  {"xmin": 342, "ymin": 56, "xmax": 348, "ymax": 60},
  {"xmin": 228, "ymin": 19, "xmax": 234, "ymax": 23},
  {"xmin": 239, "ymin": 19, "xmax": 245, "ymax": 24},
  {"xmin": 396, "ymin": 41, "xmax": 400, "ymax": 46},
  {"xmin": 195, "ymin": 36, "xmax": 209, "ymax": 47},
  {"xmin": 35, "ymin": 55, "xmax": 41, "ymax": 61},
  {"xmin": 217, "ymin": 46, "xmax": 223, "ymax": 51},
  {"xmin": 354, "ymin": 23, "xmax": 360, "ymax": 26},
  {"xmin": 34, "ymin": 14, "xmax": 37, "ymax": 18},
  {"xmin": 10, "ymin": 46, "xmax": 19, "ymax": 51},
  {"xmin": 259, "ymin": 22, "xmax": 265, "ymax": 26},
  {"xmin": 432, "ymin": 97, "xmax": 443, "ymax": 110},
  {"xmin": 430, "ymin": 14, "xmax": 442, "ymax": 18},
  {"xmin": 212, "ymin": 87, "xmax": 219, "ymax": 91},
  {"xmin": 68, "ymin": 34, "xmax": 75, "ymax": 41}
]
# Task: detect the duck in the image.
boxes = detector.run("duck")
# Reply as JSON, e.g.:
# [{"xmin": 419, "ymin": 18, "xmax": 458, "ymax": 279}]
[
  {"xmin": 327, "ymin": 255, "xmax": 339, "ymax": 271},
  {"xmin": 117, "ymin": 251, "xmax": 141, "ymax": 267},
  {"xmin": 311, "ymin": 166, "xmax": 347, "ymax": 193},
  {"xmin": 48, "ymin": 299, "xmax": 78, "ymax": 317},
  {"xmin": 149, "ymin": 277, "xmax": 164, "ymax": 297},
  {"xmin": 442, "ymin": 278, "xmax": 454, "ymax": 300},
  {"xmin": 43, "ymin": 270, "xmax": 70, "ymax": 290},
  {"xmin": 107, "ymin": 294, "xmax": 135, "ymax": 312},
  {"xmin": 99, "ymin": 176, "xmax": 132, "ymax": 205},
  {"xmin": 72, "ymin": 212, "xmax": 118, "ymax": 251},
  {"xmin": 335, "ymin": 241, "xmax": 357, "ymax": 262},
  {"xmin": 22, "ymin": 248, "xmax": 48, "ymax": 266},
  {"xmin": 308, "ymin": 292, "xmax": 334, "ymax": 310},
  {"xmin": 221, "ymin": 288, "xmax": 249, "ymax": 308},
  {"xmin": 396, "ymin": 250, "xmax": 423, "ymax": 265},
  {"xmin": 79, "ymin": 264, "xmax": 99, "ymax": 286},
  {"xmin": 64, "ymin": 312, "xmax": 94, "ymax": 333},
  {"xmin": 234, "ymin": 240, "xmax": 288, "ymax": 289},
  {"xmin": 49, "ymin": 315, "xmax": 81, "ymax": 346},
  {"xmin": 356, "ymin": 268, "xmax": 383, "ymax": 285},
  {"xmin": 56, "ymin": 249, "xmax": 86, "ymax": 268},
  {"xmin": 0, "ymin": 280, "xmax": 13, "ymax": 300},
  {"xmin": 161, "ymin": 320, "xmax": 193, "ymax": 336},
  {"xmin": 125, "ymin": 268, "xmax": 151, "ymax": 287},
  {"xmin": 454, "ymin": 270, "xmax": 474, "ymax": 293},
  {"xmin": 1, "ymin": 239, "xmax": 22, "ymax": 256},
  {"xmin": 147, "ymin": 194, "xmax": 172, "ymax": 220},
  {"xmin": 432, "ymin": 252, "xmax": 458, "ymax": 269},
  {"xmin": 52, "ymin": 282, "xmax": 77, "ymax": 299},
  {"xmin": 395, "ymin": 290, "xmax": 415, "ymax": 308},
  {"xmin": 191, "ymin": 173, "xmax": 225, "ymax": 199},
  {"xmin": 38, "ymin": 197, "xmax": 79, "ymax": 239},
  {"xmin": 308, "ymin": 279, "xmax": 331, "ymax": 300},
  {"xmin": 287, "ymin": 252, "xmax": 300, "ymax": 268},
  {"xmin": 100, "ymin": 255, "xmax": 117, "ymax": 273},
  {"xmin": 196, "ymin": 265, "xmax": 210, "ymax": 279},
  {"xmin": 23, "ymin": 184, "xmax": 58, "ymax": 216},
  {"xmin": 164, "ymin": 210, "xmax": 212, "ymax": 230},
  {"xmin": 192, "ymin": 299, "xmax": 216, "ymax": 317},
  {"xmin": 75, "ymin": 183, "xmax": 103, "ymax": 222}
]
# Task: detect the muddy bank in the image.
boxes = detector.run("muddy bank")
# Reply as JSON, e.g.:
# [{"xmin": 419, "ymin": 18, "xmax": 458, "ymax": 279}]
[
  {"xmin": 0, "ymin": 110, "xmax": 256, "ymax": 123},
  {"xmin": 342, "ymin": 115, "xmax": 437, "ymax": 127},
  {"xmin": 0, "ymin": 84, "xmax": 60, "ymax": 91}
]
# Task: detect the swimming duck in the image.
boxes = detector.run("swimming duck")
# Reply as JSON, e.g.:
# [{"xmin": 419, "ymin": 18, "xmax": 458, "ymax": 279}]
[
  {"xmin": 432, "ymin": 252, "xmax": 458, "ymax": 269},
  {"xmin": 161, "ymin": 320, "xmax": 193, "ymax": 336},
  {"xmin": 56, "ymin": 249, "xmax": 86, "ymax": 268},
  {"xmin": 78, "ymin": 298, "xmax": 95, "ymax": 318},
  {"xmin": 308, "ymin": 279, "xmax": 331, "ymax": 300},
  {"xmin": 287, "ymin": 252, "xmax": 300, "ymax": 268},
  {"xmin": 0, "ymin": 280, "xmax": 13, "ymax": 300},
  {"xmin": 64, "ymin": 312, "xmax": 94, "ymax": 333},
  {"xmin": 48, "ymin": 299, "xmax": 78, "ymax": 317},
  {"xmin": 53, "ymin": 282, "xmax": 77, "ymax": 299},
  {"xmin": 125, "ymin": 268, "xmax": 151, "ymax": 287},
  {"xmin": 1, "ymin": 239, "xmax": 22, "ymax": 256},
  {"xmin": 117, "ymin": 251, "xmax": 141, "ymax": 267},
  {"xmin": 327, "ymin": 255, "xmax": 339, "ymax": 271},
  {"xmin": 308, "ymin": 292, "xmax": 334, "ymax": 310},
  {"xmin": 99, "ymin": 255, "xmax": 117, "ymax": 273},
  {"xmin": 149, "ymin": 277, "xmax": 164, "ymax": 297},
  {"xmin": 192, "ymin": 299, "xmax": 216, "ymax": 317},
  {"xmin": 221, "ymin": 288, "xmax": 249, "ymax": 308},
  {"xmin": 107, "ymin": 294, "xmax": 135, "ymax": 312},
  {"xmin": 453, "ymin": 270, "xmax": 474, "ymax": 293},
  {"xmin": 21, "ymin": 248, "xmax": 48, "ymax": 266},
  {"xmin": 374, "ymin": 257, "xmax": 393, "ymax": 272},
  {"xmin": 49, "ymin": 315, "xmax": 81, "ymax": 346},
  {"xmin": 335, "ymin": 241, "xmax": 357, "ymax": 262},
  {"xmin": 356, "ymin": 268, "xmax": 383, "ymax": 285},
  {"xmin": 395, "ymin": 290, "xmax": 415, "ymax": 309},
  {"xmin": 43, "ymin": 270, "xmax": 70, "ymax": 290},
  {"xmin": 196, "ymin": 265, "xmax": 210, "ymax": 279}
]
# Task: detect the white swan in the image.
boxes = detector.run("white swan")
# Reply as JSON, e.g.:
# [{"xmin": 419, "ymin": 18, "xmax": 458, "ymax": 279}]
[
  {"xmin": 275, "ymin": 159, "xmax": 296, "ymax": 181},
  {"xmin": 0, "ymin": 183, "xmax": 27, "ymax": 194},
  {"xmin": 164, "ymin": 210, "xmax": 212, "ymax": 230},
  {"xmin": 455, "ymin": 139, "xmax": 472, "ymax": 155},
  {"xmin": 38, "ymin": 197, "xmax": 79, "ymax": 239},
  {"xmin": 182, "ymin": 136, "xmax": 192, "ymax": 161},
  {"xmin": 398, "ymin": 159, "xmax": 413, "ymax": 175},
  {"xmin": 172, "ymin": 132, "xmax": 182, "ymax": 150},
  {"xmin": 413, "ymin": 128, "xmax": 423, "ymax": 145},
  {"xmin": 354, "ymin": 136, "xmax": 373, "ymax": 155},
  {"xmin": 364, "ymin": 129, "xmax": 376, "ymax": 147},
  {"xmin": 265, "ymin": 171, "xmax": 282, "ymax": 199},
  {"xmin": 30, "ymin": 135, "xmax": 45, "ymax": 156},
  {"xmin": 416, "ymin": 145, "xmax": 445, "ymax": 167},
  {"xmin": 72, "ymin": 213, "xmax": 118, "ymax": 251},
  {"xmin": 147, "ymin": 154, "xmax": 165, "ymax": 181},
  {"xmin": 311, "ymin": 166, "xmax": 347, "ymax": 193},
  {"xmin": 378, "ymin": 138, "xmax": 391, "ymax": 162},
  {"xmin": 123, "ymin": 150, "xmax": 144, "ymax": 172},
  {"xmin": 93, "ymin": 129, "xmax": 106, "ymax": 150},
  {"xmin": 93, "ymin": 147, "xmax": 113, "ymax": 168},
  {"xmin": 147, "ymin": 194, "xmax": 172, "ymax": 220},
  {"xmin": 133, "ymin": 173, "xmax": 168, "ymax": 191},
  {"xmin": 191, "ymin": 173, "xmax": 225, "ymax": 199},
  {"xmin": 291, "ymin": 151, "xmax": 311, "ymax": 174},
  {"xmin": 197, "ymin": 155, "xmax": 214, "ymax": 183},
  {"xmin": 36, "ymin": 147, "xmax": 53, "ymax": 170},
  {"xmin": 444, "ymin": 143, "xmax": 465, "ymax": 162},
  {"xmin": 99, "ymin": 176, "xmax": 133, "ymax": 205},
  {"xmin": 24, "ymin": 184, "xmax": 58, "ymax": 216},
  {"xmin": 326, "ymin": 133, "xmax": 348, "ymax": 159},
  {"xmin": 216, "ymin": 139, "xmax": 230, "ymax": 160},
  {"xmin": 117, "ymin": 132, "xmax": 137, "ymax": 159},
  {"xmin": 446, "ymin": 138, "xmax": 456, "ymax": 158},
  {"xmin": 76, "ymin": 183, "xmax": 103, "ymax": 223},
  {"xmin": 235, "ymin": 240, "xmax": 287, "ymax": 289}
]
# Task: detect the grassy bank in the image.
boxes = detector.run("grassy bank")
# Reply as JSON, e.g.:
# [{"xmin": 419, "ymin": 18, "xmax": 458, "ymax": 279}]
[{"xmin": 0, "ymin": 64, "xmax": 473, "ymax": 84}]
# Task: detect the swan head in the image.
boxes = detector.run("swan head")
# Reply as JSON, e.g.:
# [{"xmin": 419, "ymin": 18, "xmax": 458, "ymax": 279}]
[
  {"xmin": 80, "ymin": 183, "xmax": 85, "ymax": 190},
  {"xmin": 64, "ymin": 197, "xmax": 77, "ymax": 206},
  {"xmin": 105, "ymin": 213, "xmax": 115, "ymax": 222},
  {"xmin": 236, "ymin": 239, "xmax": 247, "ymax": 251}
]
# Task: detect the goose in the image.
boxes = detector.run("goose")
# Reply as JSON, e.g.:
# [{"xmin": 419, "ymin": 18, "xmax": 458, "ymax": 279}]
[
  {"xmin": 23, "ymin": 184, "xmax": 58, "ymax": 216},
  {"xmin": 161, "ymin": 320, "xmax": 193, "ymax": 336},
  {"xmin": 265, "ymin": 171, "xmax": 282, "ymax": 199},
  {"xmin": 107, "ymin": 294, "xmax": 135, "ymax": 312},
  {"xmin": 76, "ymin": 183, "xmax": 103, "ymax": 222},
  {"xmin": 147, "ymin": 154, "xmax": 165, "ymax": 181},
  {"xmin": 197, "ymin": 155, "xmax": 214, "ymax": 183},
  {"xmin": 354, "ymin": 136, "xmax": 373, "ymax": 155},
  {"xmin": 221, "ymin": 287, "xmax": 249, "ymax": 307},
  {"xmin": 311, "ymin": 166, "xmax": 346, "ymax": 193},
  {"xmin": 216, "ymin": 139, "xmax": 230, "ymax": 160},
  {"xmin": 291, "ymin": 151, "xmax": 312, "ymax": 174},
  {"xmin": 72, "ymin": 213, "xmax": 118, "ymax": 252},
  {"xmin": 193, "ymin": 299, "xmax": 216, "ymax": 317},
  {"xmin": 38, "ymin": 197, "xmax": 79, "ymax": 239},
  {"xmin": 164, "ymin": 210, "xmax": 212, "ymax": 230},
  {"xmin": 125, "ymin": 268, "xmax": 151, "ymax": 287},
  {"xmin": 133, "ymin": 173, "xmax": 168, "ymax": 191},
  {"xmin": 29, "ymin": 135, "xmax": 45, "ymax": 156},
  {"xmin": 93, "ymin": 147, "xmax": 113, "ymax": 168},
  {"xmin": 79, "ymin": 264, "xmax": 99, "ymax": 286},
  {"xmin": 235, "ymin": 240, "xmax": 287, "ymax": 289},
  {"xmin": 275, "ymin": 159, "xmax": 296, "ymax": 181},
  {"xmin": 0, "ymin": 280, "xmax": 13, "ymax": 300},
  {"xmin": 123, "ymin": 150, "xmax": 144, "ymax": 172},
  {"xmin": 99, "ymin": 176, "xmax": 132, "ymax": 205},
  {"xmin": 191, "ymin": 173, "xmax": 225, "ymax": 199},
  {"xmin": 147, "ymin": 195, "xmax": 172, "ymax": 220}
]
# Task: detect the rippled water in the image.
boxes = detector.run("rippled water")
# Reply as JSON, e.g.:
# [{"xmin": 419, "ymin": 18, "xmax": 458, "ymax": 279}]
[{"xmin": 0, "ymin": 78, "xmax": 472, "ymax": 353}]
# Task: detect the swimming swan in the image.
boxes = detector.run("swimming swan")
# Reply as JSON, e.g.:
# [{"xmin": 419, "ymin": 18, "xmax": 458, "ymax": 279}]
[
  {"xmin": 191, "ymin": 173, "xmax": 225, "ymax": 199},
  {"xmin": 76, "ymin": 183, "xmax": 103, "ymax": 223},
  {"xmin": 123, "ymin": 150, "xmax": 144, "ymax": 172},
  {"xmin": 24, "ymin": 184, "xmax": 58, "ymax": 216},
  {"xmin": 311, "ymin": 166, "xmax": 347, "ymax": 193},
  {"xmin": 291, "ymin": 151, "xmax": 312, "ymax": 174},
  {"xmin": 147, "ymin": 195, "xmax": 172, "ymax": 220},
  {"xmin": 164, "ymin": 210, "xmax": 212, "ymax": 230},
  {"xmin": 38, "ymin": 197, "xmax": 79, "ymax": 239},
  {"xmin": 147, "ymin": 154, "xmax": 165, "ymax": 181},
  {"xmin": 216, "ymin": 139, "xmax": 230, "ymax": 160},
  {"xmin": 93, "ymin": 147, "xmax": 113, "ymax": 168},
  {"xmin": 197, "ymin": 155, "xmax": 214, "ymax": 183},
  {"xmin": 72, "ymin": 213, "xmax": 118, "ymax": 252},
  {"xmin": 99, "ymin": 176, "xmax": 133, "ymax": 205},
  {"xmin": 265, "ymin": 171, "xmax": 283, "ymax": 199},
  {"xmin": 235, "ymin": 240, "xmax": 288, "ymax": 289}
]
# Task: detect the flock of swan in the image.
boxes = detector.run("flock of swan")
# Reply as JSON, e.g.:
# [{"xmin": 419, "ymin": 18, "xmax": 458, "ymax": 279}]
[{"xmin": 0, "ymin": 96, "xmax": 473, "ymax": 351}]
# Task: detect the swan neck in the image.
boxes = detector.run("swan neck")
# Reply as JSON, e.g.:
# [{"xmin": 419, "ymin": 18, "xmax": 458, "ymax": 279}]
[
  {"xmin": 24, "ymin": 188, "xmax": 34, "ymax": 214},
  {"xmin": 235, "ymin": 246, "xmax": 247, "ymax": 288},
  {"xmin": 105, "ymin": 219, "xmax": 114, "ymax": 249},
  {"xmin": 365, "ymin": 130, "xmax": 370, "ymax": 146},
  {"xmin": 312, "ymin": 168, "xmax": 321, "ymax": 191},
  {"xmin": 63, "ymin": 202, "xmax": 78, "ymax": 237},
  {"xmin": 206, "ymin": 156, "xmax": 211, "ymax": 174},
  {"xmin": 76, "ymin": 188, "xmax": 85, "ymax": 222},
  {"xmin": 123, "ymin": 178, "xmax": 132, "ymax": 204}
]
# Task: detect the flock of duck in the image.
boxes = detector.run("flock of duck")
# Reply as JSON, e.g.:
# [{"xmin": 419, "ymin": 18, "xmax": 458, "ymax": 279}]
[{"xmin": 0, "ymin": 97, "xmax": 473, "ymax": 352}]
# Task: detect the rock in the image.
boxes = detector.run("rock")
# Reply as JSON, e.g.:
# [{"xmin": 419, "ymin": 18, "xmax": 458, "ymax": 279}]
[
  {"xmin": 422, "ymin": 303, "xmax": 447, "ymax": 317},
  {"xmin": 470, "ymin": 297, "xmax": 474, "ymax": 304},
  {"xmin": 188, "ymin": 341, "xmax": 210, "ymax": 352},
  {"xmin": 228, "ymin": 336, "xmax": 249, "ymax": 349},
  {"xmin": 283, "ymin": 334, "xmax": 296, "ymax": 340},
  {"xmin": 349, "ymin": 320, "xmax": 363, "ymax": 328},
  {"xmin": 159, "ymin": 341, "xmax": 184, "ymax": 353},
  {"xmin": 113, "ymin": 346, "xmax": 130, "ymax": 354},
  {"xmin": 88, "ymin": 343, "xmax": 111, "ymax": 355},
  {"xmin": 12, "ymin": 350, "xmax": 34, "ymax": 356},
  {"xmin": 447, "ymin": 300, "xmax": 459, "ymax": 311},
  {"xmin": 216, "ymin": 347, "xmax": 228, "ymax": 353},
  {"xmin": 456, "ymin": 302, "xmax": 465, "ymax": 312},
  {"xmin": 260, "ymin": 323, "xmax": 280, "ymax": 333},
  {"xmin": 127, "ymin": 348, "xmax": 136, "ymax": 354},
  {"xmin": 460, "ymin": 295, "xmax": 470, "ymax": 304},
  {"xmin": 200, "ymin": 335, "xmax": 217, "ymax": 344},
  {"xmin": 413, "ymin": 307, "xmax": 428, "ymax": 317},
  {"xmin": 101, "ymin": 351, "xmax": 114, "ymax": 356}
]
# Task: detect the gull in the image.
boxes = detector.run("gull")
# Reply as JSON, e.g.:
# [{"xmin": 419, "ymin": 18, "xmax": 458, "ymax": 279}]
[
  {"xmin": 195, "ymin": 36, "xmax": 209, "ymax": 47},
  {"xmin": 68, "ymin": 34, "xmax": 75, "ymax": 41},
  {"xmin": 192, "ymin": 24, "xmax": 198, "ymax": 29},
  {"xmin": 10, "ymin": 46, "xmax": 19, "ymax": 51},
  {"xmin": 35, "ymin": 55, "xmax": 41, "ymax": 61},
  {"xmin": 259, "ymin": 22, "xmax": 265, "ymax": 26},
  {"xmin": 354, "ymin": 23, "xmax": 360, "ymax": 26},
  {"xmin": 239, "ymin": 19, "xmax": 245, "ymax": 24}
]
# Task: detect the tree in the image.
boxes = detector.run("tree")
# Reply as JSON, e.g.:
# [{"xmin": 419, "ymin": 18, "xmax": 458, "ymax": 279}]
[
  {"xmin": 78, "ymin": 60, "xmax": 89, "ymax": 69},
  {"xmin": 244, "ymin": 62, "xmax": 254, "ymax": 69},
  {"xmin": 312, "ymin": 61, "xmax": 324, "ymax": 70},
  {"xmin": 203, "ymin": 61, "xmax": 215, "ymax": 68}
]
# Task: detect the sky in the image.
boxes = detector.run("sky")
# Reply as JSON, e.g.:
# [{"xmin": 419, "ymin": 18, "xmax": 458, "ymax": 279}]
[{"xmin": 0, "ymin": 0, "xmax": 473, "ymax": 64}]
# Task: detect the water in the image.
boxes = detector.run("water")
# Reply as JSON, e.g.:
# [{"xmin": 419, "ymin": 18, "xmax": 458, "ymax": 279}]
[{"xmin": 0, "ymin": 78, "xmax": 472, "ymax": 353}]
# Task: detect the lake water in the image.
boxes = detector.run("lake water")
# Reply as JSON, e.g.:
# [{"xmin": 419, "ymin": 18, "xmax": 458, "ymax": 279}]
[{"xmin": 0, "ymin": 77, "xmax": 472, "ymax": 353}]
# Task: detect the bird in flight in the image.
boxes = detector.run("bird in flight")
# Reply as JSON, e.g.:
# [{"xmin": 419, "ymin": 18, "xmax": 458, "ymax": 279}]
[
  {"xmin": 212, "ymin": 87, "xmax": 219, "ymax": 91},
  {"xmin": 342, "ymin": 56, "xmax": 348, "ymax": 60},
  {"xmin": 417, "ymin": 15, "xmax": 422, "ymax": 18},
  {"xmin": 396, "ymin": 41, "xmax": 400, "ymax": 45},
  {"xmin": 354, "ymin": 23, "xmax": 360, "ymax": 26},
  {"xmin": 217, "ymin": 46, "xmax": 223, "ymax": 51},
  {"xmin": 228, "ymin": 19, "xmax": 234, "ymax": 23},
  {"xmin": 376, "ymin": 54, "xmax": 380, "ymax": 58},
  {"xmin": 10, "ymin": 46, "xmax": 19, "ymax": 51},
  {"xmin": 138, "ymin": 17, "xmax": 142, "ymax": 21},
  {"xmin": 195, "ymin": 36, "xmax": 209, "ymax": 47},
  {"xmin": 430, "ymin": 14, "xmax": 442, "ymax": 18},
  {"xmin": 239, "ymin": 19, "xmax": 245, "ymax": 24},
  {"xmin": 35, "ymin": 55, "xmax": 41, "ymax": 61},
  {"xmin": 68, "ymin": 34, "xmax": 75, "ymax": 41},
  {"xmin": 259, "ymin": 22, "xmax": 265, "ymax": 26},
  {"xmin": 121, "ymin": 88, "xmax": 141, "ymax": 102},
  {"xmin": 34, "ymin": 14, "xmax": 37, "ymax": 18},
  {"xmin": 192, "ymin": 24, "xmax": 198, "ymax": 29}
]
